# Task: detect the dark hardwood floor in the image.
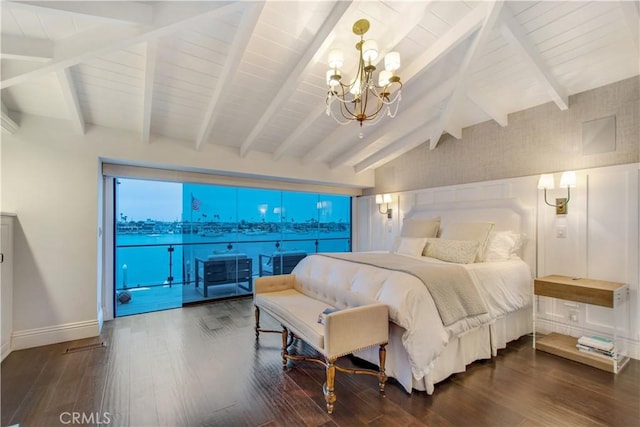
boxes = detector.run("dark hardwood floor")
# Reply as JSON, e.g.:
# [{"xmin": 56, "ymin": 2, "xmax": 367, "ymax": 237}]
[{"xmin": 2, "ymin": 297, "xmax": 639, "ymax": 426}]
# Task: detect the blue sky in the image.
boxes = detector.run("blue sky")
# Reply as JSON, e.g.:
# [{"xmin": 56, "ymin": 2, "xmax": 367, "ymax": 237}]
[{"xmin": 117, "ymin": 179, "xmax": 350, "ymax": 223}]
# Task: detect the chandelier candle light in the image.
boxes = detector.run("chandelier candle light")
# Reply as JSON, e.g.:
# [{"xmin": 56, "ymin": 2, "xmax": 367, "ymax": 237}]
[{"xmin": 325, "ymin": 19, "xmax": 402, "ymax": 134}]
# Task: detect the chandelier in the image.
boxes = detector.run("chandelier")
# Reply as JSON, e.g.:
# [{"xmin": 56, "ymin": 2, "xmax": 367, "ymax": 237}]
[{"xmin": 325, "ymin": 19, "xmax": 402, "ymax": 129}]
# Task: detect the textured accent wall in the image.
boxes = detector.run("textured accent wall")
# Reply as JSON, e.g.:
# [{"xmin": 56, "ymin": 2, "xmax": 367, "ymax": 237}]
[{"xmin": 371, "ymin": 77, "xmax": 639, "ymax": 194}]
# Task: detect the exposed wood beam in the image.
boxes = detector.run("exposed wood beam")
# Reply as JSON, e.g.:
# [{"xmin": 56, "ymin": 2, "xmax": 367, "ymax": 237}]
[
  {"xmin": 445, "ymin": 125, "xmax": 462, "ymax": 139},
  {"xmin": 302, "ymin": 3, "xmax": 487, "ymax": 165},
  {"xmin": 1, "ymin": 102, "xmax": 19, "ymax": 134},
  {"xmin": 620, "ymin": 0, "xmax": 640, "ymax": 53},
  {"xmin": 141, "ymin": 41, "xmax": 157, "ymax": 144},
  {"xmin": 239, "ymin": 1, "xmax": 352, "ymax": 158},
  {"xmin": 499, "ymin": 6, "xmax": 569, "ymax": 111},
  {"xmin": 428, "ymin": 1, "xmax": 505, "ymax": 150},
  {"xmin": 56, "ymin": 68, "xmax": 85, "ymax": 134},
  {"xmin": 354, "ymin": 120, "xmax": 436, "ymax": 173},
  {"xmin": 0, "ymin": 35, "xmax": 53, "ymax": 62},
  {"xmin": 196, "ymin": 2, "xmax": 264, "ymax": 151},
  {"xmin": 1, "ymin": 2, "xmax": 245, "ymax": 89},
  {"xmin": 329, "ymin": 77, "xmax": 455, "ymax": 169},
  {"xmin": 466, "ymin": 89, "xmax": 508, "ymax": 127},
  {"xmin": 6, "ymin": 1, "xmax": 153, "ymax": 25}
]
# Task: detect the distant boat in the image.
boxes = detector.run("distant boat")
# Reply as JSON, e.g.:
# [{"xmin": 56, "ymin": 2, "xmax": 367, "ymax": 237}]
[
  {"xmin": 199, "ymin": 227, "xmax": 224, "ymax": 237},
  {"xmin": 244, "ymin": 228, "xmax": 267, "ymax": 235}
]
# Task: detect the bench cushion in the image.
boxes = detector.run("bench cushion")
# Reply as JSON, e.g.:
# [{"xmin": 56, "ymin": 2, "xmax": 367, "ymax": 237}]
[{"xmin": 255, "ymin": 289, "xmax": 333, "ymax": 351}]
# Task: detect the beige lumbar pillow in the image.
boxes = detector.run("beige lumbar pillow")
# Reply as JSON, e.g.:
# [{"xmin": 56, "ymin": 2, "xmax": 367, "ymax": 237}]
[{"xmin": 400, "ymin": 217, "xmax": 440, "ymax": 238}]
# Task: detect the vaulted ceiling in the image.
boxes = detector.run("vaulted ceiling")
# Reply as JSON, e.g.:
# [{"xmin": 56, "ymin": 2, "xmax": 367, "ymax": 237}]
[{"xmin": 1, "ymin": 1, "xmax": 638, "ymax": 173}]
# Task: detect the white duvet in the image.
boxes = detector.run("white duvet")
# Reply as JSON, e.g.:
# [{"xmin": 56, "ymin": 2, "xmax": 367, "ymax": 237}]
[{"xmin": 292, "ymin": 253, "xmax": 533, "ymax": 384}]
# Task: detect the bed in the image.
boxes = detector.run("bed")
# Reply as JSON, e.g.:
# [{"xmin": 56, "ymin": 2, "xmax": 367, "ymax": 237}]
[{"xmin": 291, "ymin": 198, "xmax": 535, "ymax": 394}]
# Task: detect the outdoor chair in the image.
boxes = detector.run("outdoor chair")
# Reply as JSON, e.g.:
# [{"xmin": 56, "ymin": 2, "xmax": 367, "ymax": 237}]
[{"xmin": 259, "ymin": 251, "xmax": 307, "ymax": 276}]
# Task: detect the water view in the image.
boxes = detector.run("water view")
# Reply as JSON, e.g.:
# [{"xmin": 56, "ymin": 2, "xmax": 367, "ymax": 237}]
[{"xmin": 114, "ymin": 179, "xmax": 352, "ymax": 317}]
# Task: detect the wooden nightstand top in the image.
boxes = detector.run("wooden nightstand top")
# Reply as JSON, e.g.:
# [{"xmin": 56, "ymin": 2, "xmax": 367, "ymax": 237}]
[{"xmin": 534, "ymin": 275, "xmax": 626, "ymax": 308}]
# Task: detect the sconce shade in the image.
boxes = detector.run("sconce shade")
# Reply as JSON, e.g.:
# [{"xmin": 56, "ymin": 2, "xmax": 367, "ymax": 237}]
[
  {"xmin": 328, "ymin": 48, "xmax": 344, "ymax": 68},
  {"xmin": 375, "ymin": 194, "xmax": 392, "ymax": 219},
  {"xmin": 375, "ymin": 194, "xmax": 392, "ymax": 204},
  {"xmin": 538, "ymin": 171, "xmax": 576, "ymax": 215},
  {"xmin": 378, "ymin": 69, "xmax": 392, "ymax": 86},
  {"xmin": 537, "ymin": 174, "xmax": 555, "ymax": 190},
  {"xmin": 362, "ymin": 39, "xmax": 379, "ymax": 62},
  {"xmin": 560, "ymin": 171, "xmax": 577, "ymax": 188},
  {"xmin": 384, "ymin": 52, "xmax": 401, "ymax": 71}
]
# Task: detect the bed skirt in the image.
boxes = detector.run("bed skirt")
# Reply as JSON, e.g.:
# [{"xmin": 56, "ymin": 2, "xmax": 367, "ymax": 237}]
[{"xmin": 354, "ymin": 306, "xmax": 532, "ymax": 394}]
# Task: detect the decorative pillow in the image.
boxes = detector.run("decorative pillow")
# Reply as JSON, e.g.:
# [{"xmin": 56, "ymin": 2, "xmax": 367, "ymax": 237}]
[
  {"xmin": 423, "ymin": 238, "xmax": 480, "ymax": 264},
  {"xmin": 400, "ymin": 217, "xmax": 440, "ymax": 238},
  {"xmin": 483, "ymin": 231, "xmax": 523, "ymax": 262},
  {"xmin": 438, "ymin": 221, "xmax": 494, "ymax": 262},
  {"xmin": 392, "ymin": 237, "xmax": 428, "ymax": 257}
]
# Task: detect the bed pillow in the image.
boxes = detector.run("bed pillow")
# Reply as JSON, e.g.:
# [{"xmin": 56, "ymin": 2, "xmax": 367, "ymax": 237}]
[
  {"xmin": 483, "ymin": 231, "xmax": 523, "ymax": 262},
  {"xmin": 423, "ymin": 238, "xmax": 479, "ymax": 264},
  {"xmin": 400, "ymin": 217, "xmax": 440, "ymax": 238},
  {"xmin": 392, "ymin": 237, "xmax": 428, "ymax": 257},
  {"xmin": 438, "ymin": 221, "xmax": 494, "ymax": 262}
]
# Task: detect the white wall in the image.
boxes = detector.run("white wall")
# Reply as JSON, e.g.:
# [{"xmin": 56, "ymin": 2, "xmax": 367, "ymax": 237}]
[
  {"xmin": 0, "ymin": 113, "xmax": 374, "ymax": 351},
  {"xmin": 356, "ymin": 163, "xmax": 640, "ymax": 359}
]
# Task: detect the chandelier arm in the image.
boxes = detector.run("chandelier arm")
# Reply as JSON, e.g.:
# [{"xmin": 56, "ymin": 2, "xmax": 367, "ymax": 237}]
[
  {"xmin": 363, "ymin": 109, "xmax": 386, "ymax": 126},
  {"xmin": 327, "ymin": 91, "xmax": 356, "ymax": 125},
  {"xmin": 328, "ymin": 107, "xmax": 355, "ymax": 125},
  {"xmin": 362, "ymin": 90, "xmax": 386, "ymax": 121},
  {"xmin": 337, "ymin": 90, "xmax": 359, "ymax": 120},
  {"xmin": 369, "ymin": 83, "xmax": 403, "ymax": 105},
  {"xmin": 338, "ymin": 101, "xmax": 356, "ymax": 121}
]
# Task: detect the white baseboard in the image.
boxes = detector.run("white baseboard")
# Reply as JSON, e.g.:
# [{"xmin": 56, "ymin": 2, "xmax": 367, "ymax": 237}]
[
  {"xmin": 1, "ymin": 341, "xmax": 11, "ymax": 362},
  {"xmin": 11, "ymin": 319, "xmax": 100, "ymax": 351}
]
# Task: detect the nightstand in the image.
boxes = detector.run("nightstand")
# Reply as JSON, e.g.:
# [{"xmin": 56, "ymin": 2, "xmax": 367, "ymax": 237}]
[{"xmin": 533, "ymin": 275, "xmax": 630, "ymax": 373}]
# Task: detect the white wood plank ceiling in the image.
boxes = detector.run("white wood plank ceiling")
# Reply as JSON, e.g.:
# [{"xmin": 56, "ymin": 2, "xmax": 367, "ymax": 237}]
[{"xmin": 2, "ymin": 1, "xmax": 638, "ymax": 173}]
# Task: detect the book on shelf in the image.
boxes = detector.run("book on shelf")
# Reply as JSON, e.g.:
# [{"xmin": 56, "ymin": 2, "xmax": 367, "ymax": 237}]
[
  {"xmin": 576, "ymin": 344, "xmax": 617, "ymax": 361},
  {"xmin": 577, "ymin": 335, "xmax": 615, "ymax": 352},
  {"xmin": 317, "ymin": 307, "xmax": 340, "ymax": 325}
]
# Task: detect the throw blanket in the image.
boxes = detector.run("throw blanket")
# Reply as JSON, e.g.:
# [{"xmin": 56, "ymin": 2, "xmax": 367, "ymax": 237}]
[{"xmin": 316, "ymin": 252, "xmax": 488, "ymax": 327}]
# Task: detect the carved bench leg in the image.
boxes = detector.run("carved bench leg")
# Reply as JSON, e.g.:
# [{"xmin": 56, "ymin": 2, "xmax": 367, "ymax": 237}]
[
  {"xmin": 254, "ymin": 305, "xmax": 260, "ymax": 339},
  {"xmin": 323, "ymin": 358, "xmax": 337, "ymax": 414},
  {"xmin": 378, "ymin": 343, "xmax": 388, "ymax": 393},
  {"xmin": 281, "ymin": 327, "xmax": 289, "ymax": 369}
]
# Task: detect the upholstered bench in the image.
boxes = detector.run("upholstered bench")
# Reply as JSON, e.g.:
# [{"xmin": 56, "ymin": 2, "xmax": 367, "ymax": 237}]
[{"xmin": 254, "ymin": 274, "xmax": 389, "ymax": 414}]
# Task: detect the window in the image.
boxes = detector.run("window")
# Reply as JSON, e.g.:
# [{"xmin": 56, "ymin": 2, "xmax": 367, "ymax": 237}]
[{"xmin": 114, "ymin": 178, "xmax": 351, "ymax": 316}]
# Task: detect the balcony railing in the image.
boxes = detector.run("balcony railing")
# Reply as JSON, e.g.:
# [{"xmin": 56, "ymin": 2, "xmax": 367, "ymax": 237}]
[{"xmin": 114, "ymin": 235, "xmax": 350, "ymax": 316}]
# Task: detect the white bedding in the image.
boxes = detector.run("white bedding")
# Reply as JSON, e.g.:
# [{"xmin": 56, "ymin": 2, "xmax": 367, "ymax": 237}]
[{"xmin": 292, "ymin": 253, "xmax": 533, "ymax": 392}]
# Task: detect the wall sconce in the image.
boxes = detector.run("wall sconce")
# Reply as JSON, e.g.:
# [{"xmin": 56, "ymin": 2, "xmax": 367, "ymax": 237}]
[
  {"xmin": 537, "ymin": 171, "xmax": 576, "ymax": 214},
  {"xmin": 375, "ymin": 194, "xmax": 392, "ymax": 219}
]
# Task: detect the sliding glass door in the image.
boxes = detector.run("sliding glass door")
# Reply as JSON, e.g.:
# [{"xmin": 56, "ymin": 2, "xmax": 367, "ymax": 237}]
[{"xmin": 113, "ymin": 179, "xmax": 352, "ymax": 317}]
